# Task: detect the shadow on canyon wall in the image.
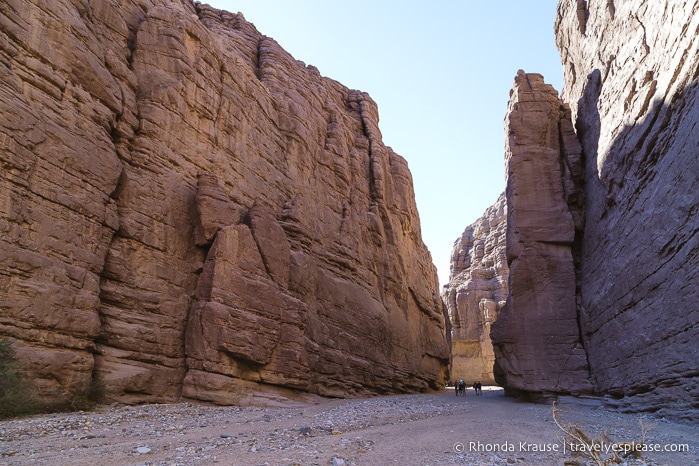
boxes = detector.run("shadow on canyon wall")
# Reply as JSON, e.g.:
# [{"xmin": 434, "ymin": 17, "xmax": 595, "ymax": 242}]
[{"xmin": 573, "ymin": 67, "xmax": 698, "ymax": 419}]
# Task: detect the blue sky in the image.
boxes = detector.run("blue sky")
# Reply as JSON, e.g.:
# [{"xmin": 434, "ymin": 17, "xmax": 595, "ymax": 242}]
[{"xmin": 205, "ymin": 0, "xmax": 564, "ymax": 286}]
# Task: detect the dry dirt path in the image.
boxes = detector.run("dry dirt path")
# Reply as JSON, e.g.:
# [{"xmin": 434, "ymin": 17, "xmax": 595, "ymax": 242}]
[{"xmin": 0, "ymin": 388, "xmax": 696, "ymax": 465}]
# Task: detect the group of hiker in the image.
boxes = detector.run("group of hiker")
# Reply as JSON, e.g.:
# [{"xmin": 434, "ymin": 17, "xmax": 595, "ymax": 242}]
[{"xmin": 451, "ymin": 379, "xmax": 482, "ymax": 396}]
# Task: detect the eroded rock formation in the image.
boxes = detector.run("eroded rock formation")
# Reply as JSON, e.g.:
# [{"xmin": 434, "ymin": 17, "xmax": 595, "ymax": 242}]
[
  {"xmin": 489, "ymin": 71, "xmax": 592, "ymax": 399},
  {"xmin": 442, "ymin": 194, "xmax": 507, "ymax": 385},
  {"xmin": 0, "ymin": 0, "xmax": 449, "ymax": 405},
  {"xmin": 556, "ymin": 0, "xmax": 699, "ymax": 419},
  {"xmin": 457, "ymin": 0, "xmax": 698, "ymax": 420}
]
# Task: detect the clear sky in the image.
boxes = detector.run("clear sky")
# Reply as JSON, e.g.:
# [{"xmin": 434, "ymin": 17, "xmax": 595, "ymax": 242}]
[{"xmin": 204, "ymin": 0, "xmax": 564, "ymax": 287}]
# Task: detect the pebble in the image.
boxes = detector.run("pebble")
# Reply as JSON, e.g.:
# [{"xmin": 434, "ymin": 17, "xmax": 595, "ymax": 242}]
[{"xmin": 0, "ymin": 394, "xmax": 694, "ymax": 465}]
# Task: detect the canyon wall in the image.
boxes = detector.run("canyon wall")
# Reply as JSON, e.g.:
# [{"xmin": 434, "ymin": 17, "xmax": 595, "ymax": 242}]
[
  {"xmin": 0, "ymin": 0, "xmax": 449, "ymax": 405},
  {"xmin": 442, "ymin": 194, "xmax": 507, "ymax": 385},
  {"xmin": 556, "ymin": 0, "xmax": 699, "ymax": 419},
  {"xmin": 489, "ymin": 71, "xmax": 592, "ymax": 399},
  {"xmin": 457, "ymin": 0, "xmax": 697, "ymax": 420}
]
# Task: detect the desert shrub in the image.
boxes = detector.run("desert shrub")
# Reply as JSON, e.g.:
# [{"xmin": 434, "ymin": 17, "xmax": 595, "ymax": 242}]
[
  {"xmin": 67, "ymin": 375, "xmax": 106, "ymax": 411},
  {"xmin": 553, "ymin": 401, "xmax": 648, "ymax": 466},
  {"xmin": 0, "ymin": 338, "xmax": 106, "ymax": 418},
  {"xmin": 0, "ymin": 338, "xmax": 39, "ymax": 418}
]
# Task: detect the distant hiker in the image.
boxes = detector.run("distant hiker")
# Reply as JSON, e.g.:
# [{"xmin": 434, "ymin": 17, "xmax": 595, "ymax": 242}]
[
  {"xmin": 458, "ymin": 379, "xmax": 466, "ymax": 396},
  {"xmin": 454, "ymin": 381, "xmax": 459, "ymax": 396},
  {"xmin": 475, "ymin": 382, "xmax": 482, "ymax": 395}
]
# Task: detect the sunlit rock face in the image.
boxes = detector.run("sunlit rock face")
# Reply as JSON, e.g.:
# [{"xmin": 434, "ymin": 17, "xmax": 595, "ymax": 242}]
[
  {"xmin": 556, "ymin": 0, "xmax": 699, "ymax": 420},
  {"xmin": 442, "ymin": 194, "xmax": 507, "ymax": 385},
  {"xmin": 489, "ymin": 71, "xmax": 592, "ymax": 399},
  {"xmin": 0, "ymin": 0, "xmax": 449, "ymax": 405}
]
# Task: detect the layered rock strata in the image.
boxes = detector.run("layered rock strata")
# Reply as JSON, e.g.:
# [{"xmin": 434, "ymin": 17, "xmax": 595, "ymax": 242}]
[
  {"xmin": 442, "ymin": 194, "xmax": 507, "ymax": 385},
  {"xmin": 0, "ymin": 0, "xmax": 449, "ymax": 405},
  {"xmin": 476, "ymin": 0, "xmax": 698, "ymax": 420},
  {"xmin": 555, "ymin": 0, "xmax": 699, "ymax": 419},
  {"xmin": 489, "ymin": 71, "xmax": 592, "ymax": 399}
]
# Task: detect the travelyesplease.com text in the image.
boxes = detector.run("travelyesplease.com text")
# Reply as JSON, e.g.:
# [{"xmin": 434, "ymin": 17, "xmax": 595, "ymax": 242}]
[{"xmin": 453, "ymin": 440, "xmax": 690, "ymax": 456}]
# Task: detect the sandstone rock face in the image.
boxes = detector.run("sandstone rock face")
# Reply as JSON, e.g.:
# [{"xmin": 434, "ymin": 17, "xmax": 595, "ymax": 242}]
[
  {"xmin": 555, "ymin": 0, "xmax": 699, "ymax": 419},
  {"xmin": 489, "ymin": 71, "xmax": 592, "ymax": 399},
  {"xmin": 442, "ymin": 194, "xmax": 507, "ymax": 385},
  {"xmin": 0, "ymin": 0, "xmax": 449, "ymax": 405}
]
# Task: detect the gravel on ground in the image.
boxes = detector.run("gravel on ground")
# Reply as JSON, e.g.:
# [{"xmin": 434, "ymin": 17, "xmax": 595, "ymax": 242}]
[{"xmin": 0, "ymin": 387, "xmax": 696, "ymax": 465}]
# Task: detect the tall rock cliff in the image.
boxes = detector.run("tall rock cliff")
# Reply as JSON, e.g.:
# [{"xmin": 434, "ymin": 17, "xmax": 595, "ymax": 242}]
[
  {"xmin": 489, "ymin": 71, "xmax": 592, "ymax": 399},
  {"xmin": 458, "ymin": 0, "xmax": 698, "ymax": 420},
  {"xmin": 555, "ymin": 0, "xmax": 699, "ymax": 419},
  {"xmin": 442, "ymin": 194, "xmax": 507, "ymax": 385},
  {"xmin": 0, "ymin": 0, "xmax": 449, "ymax": 405}
]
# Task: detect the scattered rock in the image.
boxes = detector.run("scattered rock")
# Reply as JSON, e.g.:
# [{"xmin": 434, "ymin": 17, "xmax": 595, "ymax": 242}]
[{"xmin": 0, "ymin": 392, "xmax": 696, "ymax": 465}]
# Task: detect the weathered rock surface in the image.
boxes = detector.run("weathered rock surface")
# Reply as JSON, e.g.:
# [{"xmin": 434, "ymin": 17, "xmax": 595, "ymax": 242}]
[
  {"xmin": 464, "ymin": 1, "xmax": 698, "ymax": 420},
  {"xmin": 489, "ymin": 71, "xmax": 592, "ymax": 399},
  {"xmin": 442, "ymin": 194, "xmax": 507, "ymax": 385},
  {"xmin": 555, "ymin": 0, "xmax": 699, "ymax": 419},
  {"xmin": 0, "ymin": 0, "xmax": 449, "ymax": 405}
]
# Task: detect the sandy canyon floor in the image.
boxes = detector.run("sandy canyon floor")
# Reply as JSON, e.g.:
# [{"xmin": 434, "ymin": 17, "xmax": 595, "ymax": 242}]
[{"xmin": 0, "ymin": 388, "xmax": 696, "ymax": 465}]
